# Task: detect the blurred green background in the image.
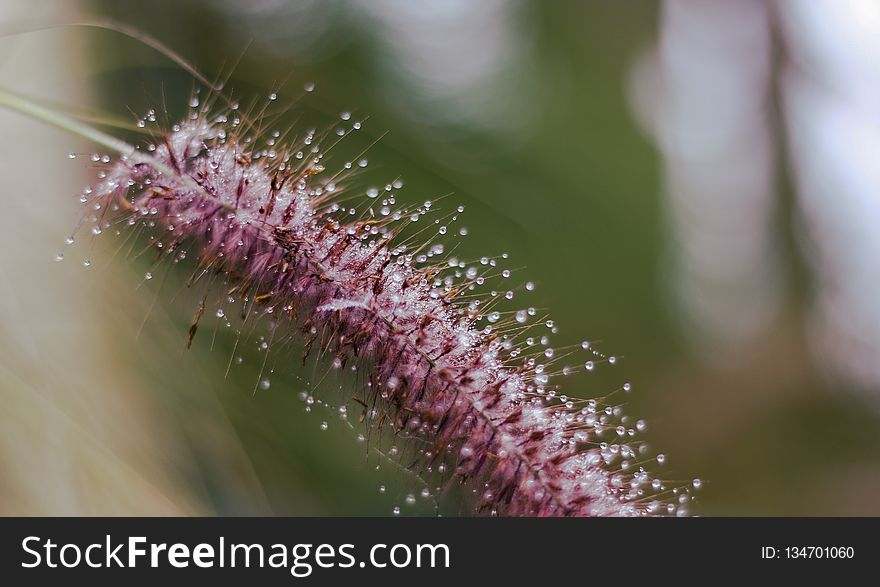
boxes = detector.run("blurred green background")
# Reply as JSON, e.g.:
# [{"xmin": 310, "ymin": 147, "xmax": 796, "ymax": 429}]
[{"xmin": 2, "ymin": 0, "xmax": 880, "ymax": 516}]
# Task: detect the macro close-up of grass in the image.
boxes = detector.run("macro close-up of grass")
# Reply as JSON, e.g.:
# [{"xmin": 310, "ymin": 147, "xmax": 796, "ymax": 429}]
[{"xmin": 2, "ymin": 0, "xmax": 880, "ymax": 518}]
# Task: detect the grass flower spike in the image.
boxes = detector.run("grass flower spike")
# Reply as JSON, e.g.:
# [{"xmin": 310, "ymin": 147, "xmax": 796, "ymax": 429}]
[{"xmin": 0, "ymin": 70, "xmax": 695, "ymax": 517}]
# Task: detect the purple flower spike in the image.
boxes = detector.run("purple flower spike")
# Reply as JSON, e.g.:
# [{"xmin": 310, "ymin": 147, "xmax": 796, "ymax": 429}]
[{"xmin": 82, "ymin": 102, "xmax": 692, "ymax": 517}]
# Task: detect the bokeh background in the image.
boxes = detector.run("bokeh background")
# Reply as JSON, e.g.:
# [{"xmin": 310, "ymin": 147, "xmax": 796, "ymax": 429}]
[{"xmin": 2, "ymin": 0, "xmax": 880, "ymax": 515}]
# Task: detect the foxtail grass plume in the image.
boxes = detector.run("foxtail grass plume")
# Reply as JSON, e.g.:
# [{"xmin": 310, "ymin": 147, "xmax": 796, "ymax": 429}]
[
  {"xmin": 0, "ymin": 73, "xmax": 697, "ymax": 515},
  {"xmin": 72, "ymin": 87, "xmax": 700, "ymax": 517}
]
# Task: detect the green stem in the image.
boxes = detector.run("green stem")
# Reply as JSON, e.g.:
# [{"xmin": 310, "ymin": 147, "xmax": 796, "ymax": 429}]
[
  {"xmin": 0, "ymin": 87, "xmax": 192, "ymax": 180},
  {"xmin": 0, "ymin": 86, "xmax": 227, "ymax": 209},
  {"xmin": 0, "ymin": 86, "xmax": 138, "ymax": 156},
  {"xmin": 0, "ymin": 85, "xmax": 184, "ymax": 182}
]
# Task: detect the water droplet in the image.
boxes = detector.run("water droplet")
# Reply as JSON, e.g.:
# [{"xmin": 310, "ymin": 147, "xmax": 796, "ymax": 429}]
[
  {"xmin": 216, "ymin": 309, "xmax": 225, "ymax": 318},
  {"xmin": 54, "ymin": 253, "xmax": 64, "ymax": 262},
  {"xmin": 366, "ymin": 187, "xmax": 379, "ymax": 198},
  {"xmin": 405, "ymin": 494, "xmax": 416, "ymax": 505},
  {"xmin": 379, "ymin": 485, "xmax": 386, "ymax": 494},
  {"xmin": 692, "ymin": 479, "xmax": 702, "ymax": 490},
  {"xmin": 525, "ymin": 281, "xmax": 535, "ymax": 291},
  {"xmin": 656, "ymin": 454, "xmax": 666, "ymax": 464},
  {"xmin": 260, "ymin": 379, "xmax": 271, "ymax": 390},
  {"xmin": 623, "ymin": 382, "xmax": 631, "ymax": 392},
  {"xmin": 585, "ymin": 361, "xmax": 594, "ymax": 371},
  {"xmin": 304, "ymin": 82, "xmax": 315, "ymax": 92},
  {"xmin": 67, "ymin": 152, "xmax": 76, "ymax": 159},
  {"xmin": 82, "ymin": 259, "xmax": 91, "ymax": 268},
  {"xmin": 145, "ymin": 272, "xmax": 153, "ymax": 280},
  {"xmin": 320, "ymin": 421, "xmax": 328, "ymax": 431},
  {"xmin": 392, "ymin": 506, "xmax": 400, "ymax": 515}
]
